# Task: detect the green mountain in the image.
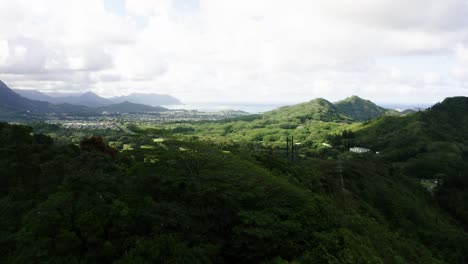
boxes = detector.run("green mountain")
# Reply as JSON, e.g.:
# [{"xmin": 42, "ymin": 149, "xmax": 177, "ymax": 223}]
[
  {"xmin": 401, "ymin": 109, "xmax": 417, "ymax": 115},
  {"xmin": 335, "ymin": 95, "xmax": 388, "ymax": 121},
  {"xmin": 353, "ymin": 97, "xmax": 468, "ymax": 156},
  {"xmin": 265, "ymin": 98, "xmax": 350, "ymax": 122},
  {"xmin": 331, "ymin": 96, "xmax": 468, "ymax": 230},
  {"xmin": 264, "ymin": 96, "xmax": 394, "ymax": 123}
]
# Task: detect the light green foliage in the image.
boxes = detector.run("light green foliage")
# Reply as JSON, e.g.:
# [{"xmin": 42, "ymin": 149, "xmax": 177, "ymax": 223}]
[
  {"xmin": 335, "ymin": 96, "xmax": 388, "ymax": 121},
  {"xmin": 264, "ymin": 98, "xmax": 349, "ymax": 122}
]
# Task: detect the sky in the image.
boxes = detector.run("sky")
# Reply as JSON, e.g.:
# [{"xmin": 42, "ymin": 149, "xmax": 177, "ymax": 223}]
[{"xmin": 0, "ymin": 0, "xmax": 468, "ymax": 104}]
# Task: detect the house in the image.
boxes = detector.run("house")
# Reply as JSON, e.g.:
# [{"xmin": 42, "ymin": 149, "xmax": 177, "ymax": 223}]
[{"xmin": 350, "ymin": 147, "xmax": 370, "ymax": 153}]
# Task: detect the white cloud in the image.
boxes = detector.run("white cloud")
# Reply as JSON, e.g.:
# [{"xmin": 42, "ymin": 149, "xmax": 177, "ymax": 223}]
[
  {"xmin": 451, "ymin": 43, "xmax": 468, "ymax": 81},
  {"xmin": 0, "ymin": 0, "xmax": 467, "ymax": 103},
  {"xmin": 454, "ymin": 43, "xmax": 468, "ymax": 62},
  {"xmin": 0, "ymin": 40, "xmax": 9, "ymax": 64},
  {"xmin": 424, "ymin": 72, "xmax": 441, "ymax": 85},
  {"xmin": 321, "ymin": 0, "xmax": 468, "ymax": 31}
]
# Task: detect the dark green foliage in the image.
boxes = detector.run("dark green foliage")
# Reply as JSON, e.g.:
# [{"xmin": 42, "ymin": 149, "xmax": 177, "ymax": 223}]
[
  {"xmin": 0, "ymin": 118, "xmax": 467, "ymax": 263},
  {"xmin": 436, "ymin": 167, "xmax": 468, "ymax": 230},
  {"xmin": 349, "ymin": 96, "xmax": 468, "ymax": 231},
  {"xmin": 172, "ymin": 126, "xmax": 196, "ymax": 134}
]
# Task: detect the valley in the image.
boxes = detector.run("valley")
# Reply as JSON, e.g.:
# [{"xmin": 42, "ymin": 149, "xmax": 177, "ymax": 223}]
[
  {"xmin": 2, "ymin": 2, "xmax": 468, "ymax": 262},
  {"xmin": 1, "ymin": 79, "xmax": 467, "ymax": 263}
]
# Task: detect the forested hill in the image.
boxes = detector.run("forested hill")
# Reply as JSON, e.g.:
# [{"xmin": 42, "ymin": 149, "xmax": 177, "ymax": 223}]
[
  {"xmin": 1, "ymin": 121, "xmax": 467, "ymax": 263},
  {"xmin": 335, "ymin": 95, "xmax": 388, "ymax": 121},
  {"xmin": 351, "ymin": 96, "xmax": 468, "ymax": 160},
  {"xmin": 331, "ymin": 96, "xmax": 468, "ymax": 231},
  {"xmin": 264, "ymin": 98, "xmax": 350, "ymax": 122},
  {"xmin": 264, "ymin": 96, "xmax": 397, "ymax": 122}
]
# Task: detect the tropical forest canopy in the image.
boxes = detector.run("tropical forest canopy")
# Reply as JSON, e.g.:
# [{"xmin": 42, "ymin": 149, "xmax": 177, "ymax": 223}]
[{"xmin": 1, "ymin": 95, "xmax": 468, "ymax": 263}]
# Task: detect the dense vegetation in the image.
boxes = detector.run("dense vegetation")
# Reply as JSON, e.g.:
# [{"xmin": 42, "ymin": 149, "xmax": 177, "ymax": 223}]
[
  {"xmin": 264, "ymin": 98, "xmax": 349, "ymax": 122},
  {"xmin": 1, "ymin": 97, "xmax": 468, "ymax": 263},
  {"xmin": 335, "ymin": 96, "xmax": 388, "ymax": 121},
  {"xmin": 137, "ymin": 96, "xmax": 409, "ymax": 159},
  {"xmin": 345, "ymin": 97, "xmax": 468, "ymax": 230},
  {"xmin": 1, "ymin": 113, "xmax": 468, "ymax": 263}
]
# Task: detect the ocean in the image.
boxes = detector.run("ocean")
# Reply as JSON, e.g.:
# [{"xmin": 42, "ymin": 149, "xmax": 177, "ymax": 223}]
[{"xmin": 162, "ymin": 102, "xmax": 288, "ymax": 114}]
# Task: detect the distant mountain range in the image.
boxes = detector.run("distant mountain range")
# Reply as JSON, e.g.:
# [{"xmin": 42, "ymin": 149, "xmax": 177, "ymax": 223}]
[
  {"xmin": 0, "ymin": 80, "xmax": 167, "ymax": 119},
  {"xmin": 13, "ymin": 89, "xmax": 182, "ymax": 107},
  {"xmin": 0, "ymin": 81, "xmax": 88, "ymax": 116},
  {"xmin": 265, "ymin": 96, "xmax": 414, "ymax": 122},
  {"xmin": 2, "ymin": 80, "xmax": 418, "ymax": 122}
]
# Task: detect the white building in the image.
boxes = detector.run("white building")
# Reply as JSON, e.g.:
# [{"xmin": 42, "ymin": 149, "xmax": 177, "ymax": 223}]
[{"xmin": 350, "ymin": 147, "xmax": 370, "ymax": 153}]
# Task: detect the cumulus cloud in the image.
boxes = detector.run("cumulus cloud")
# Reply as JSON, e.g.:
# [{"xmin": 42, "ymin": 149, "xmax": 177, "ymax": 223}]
[{"xmin": 0, "ymin": 0, "xmax": 467, "ymax": 103}]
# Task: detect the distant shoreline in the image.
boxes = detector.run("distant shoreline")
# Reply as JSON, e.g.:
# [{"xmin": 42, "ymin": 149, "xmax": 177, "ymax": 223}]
[
  {"xmin": 161, "ymin": 103, "xmax": 286, "ymax": 114},
  {"xmin": 163, "ymin": 102, "xmax": 433, "ymax": 114}
]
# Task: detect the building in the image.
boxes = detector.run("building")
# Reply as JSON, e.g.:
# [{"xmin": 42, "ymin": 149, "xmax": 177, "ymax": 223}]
[{"xmin": 350, "ymin": 147, "xmax": 370, "ymax": 153}]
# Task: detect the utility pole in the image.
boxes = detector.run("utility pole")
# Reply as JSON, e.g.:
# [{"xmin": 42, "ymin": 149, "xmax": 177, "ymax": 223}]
[
  {"xmin": 337, "ymin": 156, "xmax": 344, "ymax": 191},
  {"xmin": 286, "ymin": 136, "xmax": 295, "ymax": 162},
  {"xmin": 291, "ymin": 136, "xmax": 294, "ymax": 163}
]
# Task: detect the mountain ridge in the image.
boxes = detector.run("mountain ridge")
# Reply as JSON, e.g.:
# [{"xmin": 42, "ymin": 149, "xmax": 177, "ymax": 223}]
[
  {"xmin": 0, "ymin": 80, "xmax": 78, "ymax": 115},
  {"xmin": 1, "ymin": 81, "xmax": 442, "ymax": 122},
  {"xmin": 1, "ymin": 81, "xmax": 168, "ymax": 117},
  {"xmin": 265, "ymin": 98, "xmax": 350, "ymax": 122},
  {"xmin": 265, "ymin": 96, "xmax": 397, "ymax": 122},
  {"xmin": 335, "ymin": 95, "xmax": 389, "ymax": 121},
  {"xmin": 14, "ymin": 88, "xmax": 182, "ymax": 107}
]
